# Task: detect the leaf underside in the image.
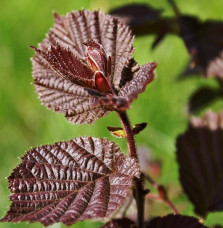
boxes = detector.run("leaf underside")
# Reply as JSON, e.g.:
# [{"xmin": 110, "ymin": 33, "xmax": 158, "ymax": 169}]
[
  {"xmin": 1, "ymin": 137, "xmax": 140, "ymax": 226},
  {"xmin": 177, "ymin": 111, "xmax": 223, "ymax": 217},
  {"xmin": 32, "ymin": 10, "xmax": 140, "ymax": 124}
]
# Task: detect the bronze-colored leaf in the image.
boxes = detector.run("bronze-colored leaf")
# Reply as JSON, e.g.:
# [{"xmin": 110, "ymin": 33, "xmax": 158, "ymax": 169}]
[
  {"xmin": 1, "ymin": 137, "xmax": 140, "ymax": 226},
  {"xmin": 31, "ymin": 45, "xmax": 95, "ymax": 88},
  {"xmin": 33, "ymin": 72, "xmax": 109, "ymax": 125},
  {"xmin": 147, "ymin": 214, "xmax": 208, "ymax": 228},
  {"xmin": 177, "ymin": 111, "xmax": 223, "ymax": 217},
  {"xmin": 31, "ymin": 10, "xmax": 156, "ymax": 124},
  {"xmin": 119, "ymin": 62, "xmax": 156, "ymax": 103},
  {"xmin": 33, "ymin": 10, "xmax": 137, "ymax": 89},
  {"xmin": 101, "ymin": 218, "xmax": 137, "ymax": 228}
]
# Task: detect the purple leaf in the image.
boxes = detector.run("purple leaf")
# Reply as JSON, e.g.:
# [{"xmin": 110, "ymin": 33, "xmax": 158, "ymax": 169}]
[
  {"xmin": 119, "ymin": 62, "xmax": 156, "ymax": 103},
  {"xmin": 179, "ymin": 16, "xmax": 223, "ymax": 78},
  {"xmin": 31, "ymin": 44, "xmax": 95, "ymax": 88},
  {"xmin": 101, "ymin": 218, "xmax": 137, "ymax": 228},
  {"xmin": 177, "ymin": 111, "xmax": 223, "ymax": 217},
  {"xmin": 109, "ymin": 4, "xmax": 162, "ymax": 27},
  {"xmin": 33, "ymin": 10, "xmax": 137, "ymax": 89},
  {"xmin": 31, "ymin": 10, "xmax": 156, "ymax": 125},
  {"xmin": 109, "ymin": 4, "xmax": 174, "ymax": 47},
  {"xmin": 189, "ymin": 87, "xmax": 221, "ymax": 113},
  {"xmin": 1, "ymin": 137, "xmax": 140, "ymax": 226},
  {"xmin": 34, "ymin": 73, "xmax": 110, "ymax": 124},
  {"xmin": 147, "ymin": 214, "xmax": 208, "ymax": 228}
]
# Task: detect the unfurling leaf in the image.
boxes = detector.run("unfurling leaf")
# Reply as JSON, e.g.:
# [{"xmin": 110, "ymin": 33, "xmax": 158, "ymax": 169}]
[
  {"xmin": 107, "ymin": 126, "xmax": 126, "ymax": 138},
  {"xmin": 31, "ymin": 10, "xmax": 156, "ymax": 125},
  {"xmin": 95, "ymin": 71, "xmax": 112, "ymax": 94},
  {"xmin": 107, "ymin": 122, "xmax": 147, "ymax": 138},
  {"xmin": 177, "ymin": 111, "xmax": 223, "ymax": 217},
  {"xmin": 147, "ymin": 214, "xmax": 208, "ymax": 228},
  {"xmin": 30, "ymin": 45, "xmax": 95, "ymax": 88},
  {"xmin": 101, "ymin": 218, "xmax": 137, "ymax": 228},
  {"xmin": 132, "ymin": 122, "xmax": 147, "ymax": 135},
  {"xmin": 84, "ymin": 39, "xmax": 110, "ymax": 76},
  {"xmin": 1, "ymin": 137, "xmax": 140, "ymax": 226}
]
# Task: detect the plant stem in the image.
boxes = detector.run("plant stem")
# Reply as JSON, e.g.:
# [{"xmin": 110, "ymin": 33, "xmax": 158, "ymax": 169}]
[
  {"xmin": 117, "ymin": 111, "xmax": 138, "ymax": 159},
  {"xmin": 144, "ymin": 174, "xmax": 179, "ymax": 214},
  {"xmin": 117, "ymin": 111, "xmax": 145, "ymax": 228},
  {"xmin": 165, "ymin": 198, "xmax": 179, "ymax": 215},
  {"xmin": 146, "ymin": 193, "xmax": 179, "ymax": 214}
]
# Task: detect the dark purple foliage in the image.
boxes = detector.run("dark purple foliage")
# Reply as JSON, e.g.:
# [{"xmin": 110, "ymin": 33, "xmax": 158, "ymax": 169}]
[
  {"xmin": 110, "ymin": 3, "xmax": 223, "ymax": 78},
  {"xmin": 189, "ymin": 87, "xmax": 222, "ymax": 113},
  {"xmin": 102, "ymin": 218, "xmax": 137, "ymax": 228},
  {"xmin": 177, "ymin": 112, "xmax": 223, "ymax": 217},
  {"xmin": 179, "ymin": 16, "xmax": 223, "ymax": 78},
  {"xmin": 109, "ymin": 4, "xmax": 162, "ymax": 26},
  {"xmin": 147, "ymin": 214, "xmax": 208, "ymax": 228}
]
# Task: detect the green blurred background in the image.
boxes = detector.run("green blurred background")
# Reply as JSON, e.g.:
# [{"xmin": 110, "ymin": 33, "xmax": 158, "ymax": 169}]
[{"xmin": 1, "ymin": 0, "xmax": 223, "ymax": 227}]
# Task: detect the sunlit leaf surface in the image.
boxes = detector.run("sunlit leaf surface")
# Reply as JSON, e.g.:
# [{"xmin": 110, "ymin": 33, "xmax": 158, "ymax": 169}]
[{"xmin": 1, "ymin": 137, "xmax": 140, "ymax": 226}]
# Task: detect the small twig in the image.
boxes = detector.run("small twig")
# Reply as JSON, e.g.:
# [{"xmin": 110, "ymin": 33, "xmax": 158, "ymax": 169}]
[
  {"xmin": 146, "ymin": 193, "xmax": 179, "ymax": 215},
  {"xmin": 167, "ymin": 0, "xmax": 180, "ymax": 17},
  {"xmin": 165, "ymin": 198, "xmax": 179, "ymax": 215},
  {"xmin": 145, "ymin": 193, "xmax": 160, "ymax": 201},
  {"xmin": 144, "ymin": 174, "xmax": 179, "ymax": 215}
]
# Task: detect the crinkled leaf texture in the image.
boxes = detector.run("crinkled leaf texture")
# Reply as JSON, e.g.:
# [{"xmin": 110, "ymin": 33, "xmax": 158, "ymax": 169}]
[
  {"xmin": 118, "ymin": 63, "xmax": 156, "ymax": 102},
  {"xmin": 32, "ymin": 10, "xmax": 156, "ymax": 125},
  {"xmin": 1, "ymin": 137, "xmax": 140, "ymax": 226},
  {"xmin": 147, "ymin": 214, "xmax": 208, "ymax": 228},
  {"xmin": 177, "ymin": 111, "xmax": 223, "ymax": 217}
]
